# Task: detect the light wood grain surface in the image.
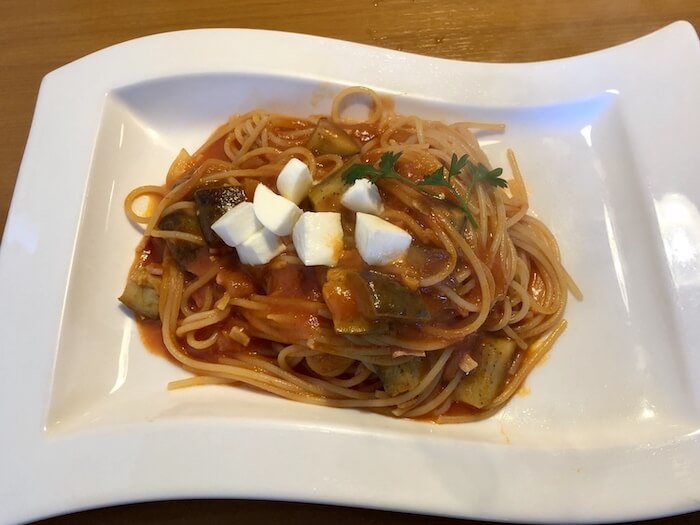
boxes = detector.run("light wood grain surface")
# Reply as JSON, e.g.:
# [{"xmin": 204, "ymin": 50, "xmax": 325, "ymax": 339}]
[{"xmin": 3, "ymin": 1, "xmax": 699, "ymax": 524}]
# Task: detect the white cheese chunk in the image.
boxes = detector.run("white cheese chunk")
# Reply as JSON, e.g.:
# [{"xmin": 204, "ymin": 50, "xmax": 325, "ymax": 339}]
[
  {"xmin": 341, "ymin": 179, "xmax": 383, "ymax": 215},
  {"xmin": 211, "ymin": 201, "xmax": 263, "ymax": 247},
  {"xmin": 253, "ymin": 183, "xmax": 302, "ymax": 236},
  {"xmin": 276, "ymin": 158, "xmax": 312, "ymax": 204},
  {"xmin": 355, "ymin": 212, "xmax": 412, "ymax": 266},
  {"xmin": 292, "ymin": 212, "xmax": 343, "ymax": 267},
  {"xmin": 236, "ymin": 228, "xmax": 285, "ymax": 265}
]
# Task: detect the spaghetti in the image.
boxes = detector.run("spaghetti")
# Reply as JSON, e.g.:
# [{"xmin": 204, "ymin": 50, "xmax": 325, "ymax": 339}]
[{"xmin": 120, "ymin": 87, "xmax": 581, "ymax": 422}]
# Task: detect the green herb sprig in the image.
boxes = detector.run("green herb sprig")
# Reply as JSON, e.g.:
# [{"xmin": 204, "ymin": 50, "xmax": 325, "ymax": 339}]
[{"xmin": 343, "ymin": 152, "xmax": 507, "ymax": 228}]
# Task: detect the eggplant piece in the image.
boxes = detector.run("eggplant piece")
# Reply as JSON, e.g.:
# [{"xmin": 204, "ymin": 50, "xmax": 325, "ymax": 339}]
[
  {"xmin": 193, "ymin": 186, "xmax": 246, "ymax": 245},
  {"xmin": 159, "ymin": 209, "xmax": 203, "ymax": 268},
  {"xmin": 118, "ymin": 267, "xmax": 162, "ymax": 319},
  {"xmin": 432, "ymin": 198, "xmax": 469, "ymax": 232},
  {"xmin": 375, "ymin": 358, "xmax": 427, "ymax": 396},
  {"xmin": 321, "ymin": 269, "xmax": 376, "ymax": 334},
  {"xmin": 305, "ymin": 118, "xmax": 360, "ymax": 156},
  {"xmin": 346, "ymin": 271, "xmax": 429, "ymax": 321},
  {"xmin": 322, "ymin": 269, "xmax": 428, "ymax": 334},
  {"xmin": 308, "ymin": 163, "xmax": 351, "ymax": 212},
  {"xmin": 454, "ymin": 335, "xmax": 517, "ymax": 409}
]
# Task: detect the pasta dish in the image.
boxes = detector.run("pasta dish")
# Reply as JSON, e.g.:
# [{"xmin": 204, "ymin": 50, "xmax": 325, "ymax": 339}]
[{"xmin": 120, "ymin": 87, "xmax": 580, "ymax": 422}]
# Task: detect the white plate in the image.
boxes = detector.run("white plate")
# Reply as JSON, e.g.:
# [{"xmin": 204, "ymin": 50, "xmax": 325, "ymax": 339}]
[{"xmin": 1, "ymin": 23, "xmax": 700, "ymax": 524}]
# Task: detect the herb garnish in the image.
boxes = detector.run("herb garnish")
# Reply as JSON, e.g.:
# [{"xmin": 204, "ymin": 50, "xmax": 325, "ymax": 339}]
[{"xmin": 343, "ymin": 152, "xmax": 507, "ymax": 228}]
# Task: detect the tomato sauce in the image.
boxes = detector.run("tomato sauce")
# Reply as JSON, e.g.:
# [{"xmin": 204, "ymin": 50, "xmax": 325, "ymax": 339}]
[
  {"xmin": 345, "ymin": 122, "xmax": 380, "ymax": 144},
  {"xmin": 137, "ymin": 319, "xmax": 169, "ymax": 358}
]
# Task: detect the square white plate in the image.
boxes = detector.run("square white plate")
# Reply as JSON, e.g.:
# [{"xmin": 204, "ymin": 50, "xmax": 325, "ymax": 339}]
[{"xmin": 1, "ymin": 23, "xmax": 700, "ymax": 524}]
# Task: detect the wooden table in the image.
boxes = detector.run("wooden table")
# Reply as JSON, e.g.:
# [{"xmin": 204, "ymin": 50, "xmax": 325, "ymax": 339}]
[{"xmin": 2, "ymin": 1, "xmax": 698, "ymax": 524}]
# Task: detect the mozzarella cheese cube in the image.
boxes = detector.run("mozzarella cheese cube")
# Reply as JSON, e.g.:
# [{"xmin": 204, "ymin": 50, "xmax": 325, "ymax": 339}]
[
  {"xmin": 236, "ymin": 228, "xmax": 285, "ymax": 265},
  {"xmin": 211, "ymin": 201, "xmax": 263, "ymax": 247},
  {"xmin": 355, "ymin": 212, "xmax": 412, "ymax": 266},
  {"xmin": 276, "ymin": 158, "xmax": 312, "ymax": 204},
  {"xmin": 341, "ymin": 179, "xmax": 383, "ymax": 215},
  {"xmin": 293, "ymin": 212, "xmax": 343, "ymax": 267},
  {"xmin": 253, "ymin": 183, "xmax": 302, "ymax": 236}
]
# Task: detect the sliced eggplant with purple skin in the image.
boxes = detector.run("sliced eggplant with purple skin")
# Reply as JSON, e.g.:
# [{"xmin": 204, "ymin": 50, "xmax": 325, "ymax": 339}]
[
  {"xmin": 193, "ymin": 186, "xmax": 246, "ymax": 245},
  {"xmin": 159, "ymin": 209, "xmax": 203, "ymax": 268},
  {"xmin": 308, "ymin": 163, "xmax": 350, "ymax": 212},
  {"xmin": 346, "ymin": 271, "xmax": 430, "ymax": 321},
  {"xmin": 323, "ymin": 270, "xmax": 429, "ymax": 335},
  {"xmin": 119, "ymin": 267, "xmax": 162, "ymax": 320},
  {"xmin": 305, "ymin": 118, "xmax": 360, "ymax": 157}
]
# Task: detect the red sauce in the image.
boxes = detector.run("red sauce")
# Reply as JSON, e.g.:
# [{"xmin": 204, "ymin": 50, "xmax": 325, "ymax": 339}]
[
  {"xmin": 197, "ymin": 130, "xmax": 229, "ymax": 162},
  {"xmin": 436, "ymin": 402, "xmax": 483, "ymax": 420},
  {"xmin": 395, "ymin": 150, "xmax": 442, "ymax": 182},
  {"xmin": 345, "ymin": 122, "xmax": 380, "ymax": 144},
  {"xmin": 266, "ymin": 264, "xmax": 321, "ymax": 300},
  {"xmin": 206, "ymin": 137, "xmax": 229, "ymax": 161},
  {"xmin": 242, "ymin": 178, "xmax": 261, "ymax": 201},
  {"xmin": 323, "ymin": 273, "xmax": 365, "ymax": 329},
  {"xmin": 217, "ymin": 267, "xmax": 256, "ymax": 298},
  {"xmin": 137, "ymin": 319, "xmax": 169, "ymax": 358}
]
